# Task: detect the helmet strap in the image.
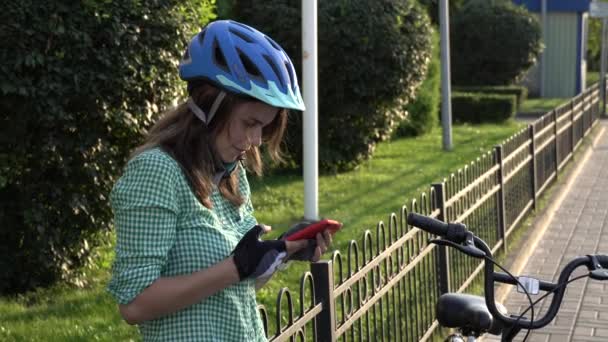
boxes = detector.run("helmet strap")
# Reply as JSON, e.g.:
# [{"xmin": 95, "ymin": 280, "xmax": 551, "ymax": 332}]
[
  {"xmin": 187, "ymin": 91, "xmax": 226, "ymax": 125},
  {"xmin": 208, "ymin": 91, "xmax": 226, "ymax": 123}
]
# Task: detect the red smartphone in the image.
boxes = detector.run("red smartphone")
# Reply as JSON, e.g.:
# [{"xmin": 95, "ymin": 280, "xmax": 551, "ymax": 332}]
[{"xmin": 284, "ymin": 219, "xmax": 343, "ymax": 241}]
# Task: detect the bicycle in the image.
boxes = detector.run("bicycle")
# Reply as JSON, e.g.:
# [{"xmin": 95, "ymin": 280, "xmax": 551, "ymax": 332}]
[{"xmin": 406, "ymin": 213, "xmax": 608, "ymax": 342}]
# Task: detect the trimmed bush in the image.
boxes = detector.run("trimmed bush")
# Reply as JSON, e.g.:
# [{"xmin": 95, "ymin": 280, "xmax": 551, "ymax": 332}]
[
  {"xmin": 394, "ymin": 29, "xmax": 440, "ymax": 138},
  {"xmin": 451, "ymin": 92, "xmax": 517, "ymax": 123},
  {"xmin": 0, "ymin": 0, "xmax": 215, "ymax": 294},
  {"xmin": 451, "ymin": 0, "xmax": 542, "ymax": 86},
  {"xmin": 454, "ymin": 85, "xmax": 528, "ymax": 108},
  {"xmin": 232, "ymin": 0, "xmax": 432, "ymax": 172}
]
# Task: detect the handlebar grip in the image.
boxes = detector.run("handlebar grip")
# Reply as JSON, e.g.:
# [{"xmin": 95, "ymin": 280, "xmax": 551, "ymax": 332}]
[{"xmin": 407, "ymin": 213, "xmax": 449, "ymax": 236}]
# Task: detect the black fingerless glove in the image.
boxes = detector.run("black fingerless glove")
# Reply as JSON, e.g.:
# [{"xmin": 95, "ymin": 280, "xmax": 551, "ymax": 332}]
[
  {"xmin": 232, "ymin": 225, "xmax": 287, "ymax": 280},
  {"xmin": 279, "ymin": 221, "xmax": 318, "ymax": 262}
]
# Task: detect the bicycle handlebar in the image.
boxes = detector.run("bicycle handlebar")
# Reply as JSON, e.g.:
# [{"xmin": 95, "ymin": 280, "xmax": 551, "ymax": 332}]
[
  {"xmin": 407, "ymin": 212, "xmax": 608, "ymax": 331},
  {"xmin": 406, "ymin": 213, "xmax": 448, "ymax": 236}
]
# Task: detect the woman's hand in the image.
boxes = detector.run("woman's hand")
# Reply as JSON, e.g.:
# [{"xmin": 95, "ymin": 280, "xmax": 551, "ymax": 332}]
[
  {"xmin": 312, "ymin": 229, "xmax": 333, "ymax": 262},
  {"xmin": 232, "ymin": 225, "xmax": 309, "ymax": 280},
  {"xmin": 283, "ymin": 228, "xmax": 334, "ymax": 262}
]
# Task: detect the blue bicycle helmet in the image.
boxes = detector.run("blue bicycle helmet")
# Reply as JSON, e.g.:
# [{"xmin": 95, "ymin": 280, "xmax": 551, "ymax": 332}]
[{"xmin": 179, "ymin": 20, "xmax": 305, "ymax": 112}]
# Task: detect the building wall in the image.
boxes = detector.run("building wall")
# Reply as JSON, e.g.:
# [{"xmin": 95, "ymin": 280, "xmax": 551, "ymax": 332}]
[
  {"xmin": 544, "ymin": 12, "xmax": 578, "ymax": 97},
  {"xmin": 513, "ymin": 0, "xmax": 589, "ymax": 98},
  {"xmin": 520, "ymin": 59, "xmax": 541, "ymax": 97}
]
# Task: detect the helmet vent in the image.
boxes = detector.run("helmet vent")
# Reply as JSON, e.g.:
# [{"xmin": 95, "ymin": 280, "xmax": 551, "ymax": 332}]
[
  {"xmin": 212, "ymin": 39, "xmax": 229, "ymax": 72},
  {"xmin": 237, "ymin": 48, "xmax": 263, "ymax": 79},
  {"xmin": 233, "ymin": 21, "xmax": 255, "ymax": 32},
  {"xmin": 263, "ymin": 55, "xmax": 285, "ymax": 88},
  {"xmin": 265, "ymin": 36, "xmax": 282, "ymax": 52},
  {"xmin": 197, "ymin": 28, "xmax": 207, "ymax": 45},
  {"xmin": 229, "ymin": 28, "xmax": 254, "ymax": 43},
  {"xmin": 285, "ymin": 62, "xmax": 295, "ymax": 89}
]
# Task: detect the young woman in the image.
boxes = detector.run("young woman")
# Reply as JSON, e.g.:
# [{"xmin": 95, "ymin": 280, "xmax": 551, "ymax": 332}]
[{"xmin": 107, "ymin": 20, "xmax": 333, "ymax": 341}]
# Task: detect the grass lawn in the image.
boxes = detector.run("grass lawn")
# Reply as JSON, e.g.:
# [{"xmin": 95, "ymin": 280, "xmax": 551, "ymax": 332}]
[
  {"xmin": 519, "ymin": 97, "xmax": 569, "ymax": 115},
  {"xmin": 0, "ymin": 121, "xmax": 524, "ymax": 341},
  {"xmin": 587, "ymin": 71, "xmax": 599, "ymax": 88}
]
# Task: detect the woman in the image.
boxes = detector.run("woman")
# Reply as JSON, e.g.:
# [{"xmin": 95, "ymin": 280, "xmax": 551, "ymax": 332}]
[{"xmin": 107, "ymin": 20, "xmax": 333, "ymax": 341}]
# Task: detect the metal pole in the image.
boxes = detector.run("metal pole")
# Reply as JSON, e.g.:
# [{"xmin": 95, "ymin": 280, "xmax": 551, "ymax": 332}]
[
  {"xmin": 440, "ymin": 0, "xmax": 452, "ymax": 151},
  {"xmin": 601, "ymin": 18, "xmax": 607, "ymax": 116},
  {"xmin": 540, "ymin": 0, "xmax": 547, "ymax": 97},
  {"xmin": 302, "ymin": 0, "xmax": 319, "ymax": 220},
  {"xmin": 432, "ymin": 183, "xmax": 451, "ymax": 294}
]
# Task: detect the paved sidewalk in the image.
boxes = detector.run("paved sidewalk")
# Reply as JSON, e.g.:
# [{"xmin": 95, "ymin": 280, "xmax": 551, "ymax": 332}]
[{"xmin": 486, "ymin": 121, "xmax": 608, "ymax": 341}]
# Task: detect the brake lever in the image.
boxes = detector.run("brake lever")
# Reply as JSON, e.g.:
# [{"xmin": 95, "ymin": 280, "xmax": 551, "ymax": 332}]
[{"xmin": 430, "ymin": 232, "xmax": 486, "ymax": 259}]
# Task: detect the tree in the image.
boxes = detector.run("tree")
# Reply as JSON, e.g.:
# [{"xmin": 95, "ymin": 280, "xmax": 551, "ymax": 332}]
[
  {"xmin": 450, "ymin": 0, "xmax": 543, "ymax": 86},
  {"xmin": 232, "ymin": 0, "xmax": 433, "ymax": 171}
]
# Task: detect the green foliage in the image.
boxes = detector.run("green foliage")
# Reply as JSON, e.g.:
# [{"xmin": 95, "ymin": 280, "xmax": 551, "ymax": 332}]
[
  {"xmin": 451, "ymin": 0, "xmax": 542, "ymax": 86},
  {"xmin": 454, "ymin": 85, "xmax": 528, "ymax": 108},
  {"xmin": 0, "ymin": 0, "xmax": 215, "ymax": 295},
  {"xmin": 587, "ymin": 18, "xmax": 602, "ymax": 71},
  {"xmin": 232, "ymin": 0, "xmax": 433, "ymax": 172},
  {"xmin": 418, "ymin": 0, "xmax": 466, "ymax": 25},
  {"xmin": 394, "ymin": 29, "xmax": 440, "ymax": 138},
  {"xmin": 452, "ymin": 92, "xmax": 517, "ymax": 123}
]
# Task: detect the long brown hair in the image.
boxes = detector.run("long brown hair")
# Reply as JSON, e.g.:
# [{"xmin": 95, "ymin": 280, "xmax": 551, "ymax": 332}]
[{"xmin": 133, "ymin": 82, "xmax": 288, "ymax": 209}]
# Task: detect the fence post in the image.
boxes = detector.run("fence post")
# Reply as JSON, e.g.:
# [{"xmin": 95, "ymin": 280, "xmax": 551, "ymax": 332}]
[
  {"xmin": 571, "ymin": 99, "xmax": 575, "ymax": 154},
  {"xmin": 582, "ymin": 92, "xmax": 587, "ymax": 136},
  {"xmin": 553, "ymin": 110, "xmax": 559, "ymax": 178},
  {"xmin": 311, "ymin": 260, "xmax": 336, "ymax": 342},
  {"xmin": 494, "ymin": 145, "xmax": 507, "ymax": 252},
  {"xmin": 587, "ymin": 91, "xmax": 592, "ymax": 133},
  {"xmin": 529, "ymin": 125, "xmax": 537, "ymax": 210},
  {"xmin": 432, "ymin": 182, "xmax": 450, "ymax": 294}
]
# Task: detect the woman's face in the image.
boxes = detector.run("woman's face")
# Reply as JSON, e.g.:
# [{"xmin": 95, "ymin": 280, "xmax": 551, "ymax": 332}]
[{"xmin": 215, "ymin": 101, "xmax": 278, "ymax": 163}]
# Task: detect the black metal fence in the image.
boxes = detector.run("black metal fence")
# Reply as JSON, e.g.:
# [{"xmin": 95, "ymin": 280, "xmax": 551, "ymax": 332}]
[{"xmin": 257, "ymin": 83, "xmax": 602, "ymax": 342}]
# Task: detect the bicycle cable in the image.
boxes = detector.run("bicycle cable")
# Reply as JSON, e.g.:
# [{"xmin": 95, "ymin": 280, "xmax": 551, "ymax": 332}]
[{"xmin": 482, "ymin": 255, "xmax": 535, "ymax": 341}]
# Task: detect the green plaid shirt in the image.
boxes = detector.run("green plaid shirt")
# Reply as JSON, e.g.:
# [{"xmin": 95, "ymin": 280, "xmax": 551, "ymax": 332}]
[{"xmin": 107, "ymin": 148, "xmax": 267, "ymax": 341}]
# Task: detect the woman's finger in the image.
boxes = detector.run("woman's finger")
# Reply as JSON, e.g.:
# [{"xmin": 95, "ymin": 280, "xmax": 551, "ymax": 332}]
[
  {"xmin": 323, "ymin": 229, "xmax": 332, "ymax": 246},
  {"xmin": 316, "ymin": 232, "xmax": 326, "ymax": 253},
  {"xmin": 311, "ymin": 246, "xmax": 321, "ymax": 262}
]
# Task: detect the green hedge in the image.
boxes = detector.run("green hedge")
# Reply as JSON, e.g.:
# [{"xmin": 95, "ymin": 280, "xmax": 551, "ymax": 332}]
[
  {"xmin": 394, "ymin": 29, "xmax": 440, "ymax": 138},
  {"xmin": 451, "ymin": 92, "xmax": 517, "ymax": 123},
  {"xmin": 454, "ymin": 85, "xmax": 528, "ymax": 108},
  {"xmin": 0, "ymin": 0, "xmax": 215, "ymax": 295},
  {"xmin": 232, "ymin": 0, "xmax": 432, "ymax": 172}
]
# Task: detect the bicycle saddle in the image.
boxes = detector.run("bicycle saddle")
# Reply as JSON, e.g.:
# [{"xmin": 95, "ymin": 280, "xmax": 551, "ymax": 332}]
[{"xmin": 436, "ymin": 293, "xmax": 507, "ymax": 335}]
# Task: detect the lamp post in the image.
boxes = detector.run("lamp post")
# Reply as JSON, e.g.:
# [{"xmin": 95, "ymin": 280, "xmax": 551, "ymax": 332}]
[
  {"xmin": 440, "ymin": 0, "xmax": 453, "ymax": 151},
  {"xmin": 302, "ymin": 0, "xmax": 319, "ymax": 220}
]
